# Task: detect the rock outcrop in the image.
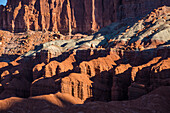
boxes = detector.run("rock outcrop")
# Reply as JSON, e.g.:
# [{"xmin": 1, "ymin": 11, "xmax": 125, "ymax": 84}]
[
  {"xmin": 0, "ymin": 0, "xmax": 170, "ymax": 33},
  {"xmin": 0, "ymin": 92, "xmax": 83, "ymax": 112},
  {"xmin": 0, "ymin": 86, "xmax": 170, "ymax": 113},
  {"xmin": 0, "ymin": 6, "xmax": 170, "ymax": 110},
  {"xmin": 1, "ymin": 44, "xmax": 168, "ymax": 101},
  {"xmin": 60, "ymin": 73, "xmax": 93, "ymax": 101},
  {"xmin": 30, "ymin": 77, "xmax": 56, "ymax": 96}
]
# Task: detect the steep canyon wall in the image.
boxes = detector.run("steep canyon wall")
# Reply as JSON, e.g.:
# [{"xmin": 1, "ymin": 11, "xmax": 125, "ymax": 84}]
[{"xmin": 0, "ymin": 0, "xmax": 170, "ymax": 33}]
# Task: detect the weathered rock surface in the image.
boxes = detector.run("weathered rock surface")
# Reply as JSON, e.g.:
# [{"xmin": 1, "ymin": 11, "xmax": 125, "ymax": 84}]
[
  {"xmin": 0, "ymin": 5, "xmax": 170, "ymax": 112},
  {"xmin": 0, "ymin": 30, "xmax": 86, "ymax": 60},
  {"xmin": 0, "ymin": 77, "xmax": 30, "ymax": 99},
  {"xmin": 0, "ymin": 0, "xmax": 170, "ymax": 33},
  {"xmin": 60, "ymin": 73, "xmax": 93, "ymax": 101},
  {"xmin": 1, "ymin": 5, "xmax": 170, "ymax": 61},
  {"xmin": 0, "ymin": 86, "xmax": 169, "ymax": 113},
  {"xmin": 30, "ymin": 77, "xmax": 56, "ymax": 96},
  {"xmin": 0, "ymin": 92, "xmax": 83, "ymax": 112},
  {"xmin": 1, "ymin": 44, "xmax": 169, "ymax": 101}
]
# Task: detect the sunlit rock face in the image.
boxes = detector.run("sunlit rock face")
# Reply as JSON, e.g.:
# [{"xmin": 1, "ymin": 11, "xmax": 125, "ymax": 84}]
[
  {"xmin": 0, "ymin": 0, "xmax": 170, "ymax": 33},
  {"xmin": 0, "ymin": 4, "xmax": 170, "ymax": 113},
  {"xmin": 0, "ymin": 5, "xmax": 170, "ymax": 101}
]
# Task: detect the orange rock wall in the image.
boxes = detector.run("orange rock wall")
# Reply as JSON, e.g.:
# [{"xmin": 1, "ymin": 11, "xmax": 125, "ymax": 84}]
[{"xmin": 0, "ymin": 0, "xmax": 170, "ymax": 33}]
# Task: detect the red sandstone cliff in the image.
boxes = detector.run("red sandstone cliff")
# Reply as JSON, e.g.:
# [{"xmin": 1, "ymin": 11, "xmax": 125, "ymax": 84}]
[
  {"xmin": 0, "ymin": 5, "xmax": 170, "ymax": 113},
  {"xmin": 0, "ymin": 0, "xmax": 170, "ymax": 33},
  {"xmin": 0, "ymin": 6, "xmax": 170, "ymax": 101}
]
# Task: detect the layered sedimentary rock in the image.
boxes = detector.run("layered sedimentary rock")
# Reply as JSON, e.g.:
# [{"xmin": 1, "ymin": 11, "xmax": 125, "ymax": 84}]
[
  {"xmin": 0, "ymin": 6, "xmax": 170, "ymax": 104},
  {"xmin": 60, "ymin": 73, "xmax": 93, "ymax": 101},
  {"xmin": 0, "ymin": 0, "xmax": 170, "ymax": 33},
  {"xmin": 1, "ymin": 45, "xmax": 169, "ymax": 101}
]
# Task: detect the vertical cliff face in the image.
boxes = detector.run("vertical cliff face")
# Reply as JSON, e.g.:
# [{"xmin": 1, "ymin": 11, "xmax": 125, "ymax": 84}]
[{"xmin": 0, "ymin": 0, "xmax": 170, "ymax": 33}]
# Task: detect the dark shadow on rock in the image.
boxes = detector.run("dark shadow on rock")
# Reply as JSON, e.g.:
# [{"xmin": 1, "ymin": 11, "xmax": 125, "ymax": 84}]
[{"xmin": 0, "ymin": 54, "xmax": 20, "ymax": 62}]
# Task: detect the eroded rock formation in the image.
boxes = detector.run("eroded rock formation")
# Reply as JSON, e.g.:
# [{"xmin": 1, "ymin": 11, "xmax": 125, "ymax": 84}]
[
  {"xmin": 1, "ymin": 44, "xmax": 169, "ymax": 101},
  {"xmin": 0, "ymin": 6, "xmax": 170, "ymax": 113},
  {"xmin": 0, "ymin": 0, "xmax": 170, "ymax": 33}
]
